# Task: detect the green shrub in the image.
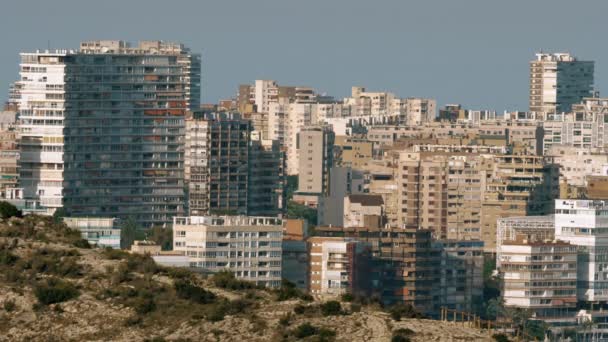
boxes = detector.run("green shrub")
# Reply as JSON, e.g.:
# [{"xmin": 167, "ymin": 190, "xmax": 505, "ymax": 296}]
[
  {"xmin": 0, "ymin": 249, "xmax": 18, "ymax": 266},
  {"xmin": 133, "ymin": 294, "xmax": 156, "ymax": 314},
  {"xmin": 317, "ymin": 327, "xmax": 336, "ymax": 341},
  {"xmin": 34, "ymin": 278, "xmax": 79, "ymax": 305},
  {"xmin": 321, "ymin": 301, "xmax": 343, "ymax": 316},
  {"xmin": 392, "ymin": 328, "xmax": 415, "ymax": 342},
  {"xmin": 293, "ymin": 323, "xmax": 317, "ymax": 338},
  {"xmin": 388, "ymin": 303, "xmax": 423, "ymax": 321},
  {"xmin": 72, "ymin": 238, "xmax": 91, "ymax": 249},
  {"xmin": 103, "ymin": 247, "xmax": 129, "ymax": 260},
  {"xmin": 211, "ymin": 270, "xmax": 257, "ymax": 290},
  {"xmin": 0, "ymin": 201, "xmax": 21, "ymax": 219},
  {"xmin": 3, "ymin": 299, "xmax": 16, "ymax": 312},
  {"xmin": 174, "ymin": 280, "xmax": 216, "ymax": 304},
  {"xmin": 492, "ymin": 333, "xmax": 510, "ymax": 342},
  {"xmin": 341, "ymin": 293, "xmax": 354, "ymax": 302}
]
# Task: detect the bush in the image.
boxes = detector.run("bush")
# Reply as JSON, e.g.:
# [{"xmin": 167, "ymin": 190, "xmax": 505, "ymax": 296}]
[
  {"xmin": 320, "ymin": 301, "xmax": 343, "ymax": 316},
  {"xmin": 174, "ymin": 280, "xmax": 216, "ymax": 304},
  {"xmin": 133, "ymin": 294, "xmax": 156, "ymax": 314},
  {"xmin": 279, "ymin": 313, "xmax": 291, "ymax": 326},
  {"xmin": 0, "ymin": 249, "xmax": 18, "ymax": 266},
  {"xmin": 211, "ymin": 271, "xmax": 257, "ymax": 290},
  {"xmin": 3, "ymin": 299, "xmax": 16, "ymax": 312},
  {"xmin": 392, "ymin": 328, "xmax": 415, "ymax": 342},
  {"xmin": 29, "ymin": 248, "xmax": 83, "ymax": 277},
  {"xmin": 388, "ymin": 303, "xmax": 423, "ymax": 321},
  {"xmin": 0, "ymin": 201, "xmax": 21, "ymax": 219},
  {"xmin": 292, "ymin": 323, "xmax": 335, "ymax": 341},
  {"xmin": 293, "ymin": 322, "xmax": 317, "ymax": 338},
  {"xmin": 492, "ymin": 333, "xmax": 510, "ymax": 342},
  {"xmin": 103, "ymin": 247, "xmax": 129, "ymax": 260},
  {"xmin": 34, "ymin": 278, "xmax": 79, "ymax": 305},
  {"xmin": 341, "ymin": 293, "xmax": 354, "ymax": 302},
  {"xmin": 72, "ymin": 239, "xmax": 91, "ymax": 249},
  {"xmin": 276, "ymin": 279, "xmax": 309, "ymax": 301}
]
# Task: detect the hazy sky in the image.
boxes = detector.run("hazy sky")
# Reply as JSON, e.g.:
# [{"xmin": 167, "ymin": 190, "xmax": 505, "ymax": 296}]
[{"xmin": 1, "ymin": 0, "xmax": 607, "ymax": 111}]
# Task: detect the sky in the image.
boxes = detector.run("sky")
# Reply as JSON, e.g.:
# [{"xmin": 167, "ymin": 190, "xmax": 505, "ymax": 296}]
[{"xmin": 1, "ymin": 0, "xmax": 607, "ymax": 112}]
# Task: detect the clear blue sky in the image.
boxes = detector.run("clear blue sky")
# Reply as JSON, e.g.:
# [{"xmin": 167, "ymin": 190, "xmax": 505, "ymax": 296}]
[{"xmin": 1, "ymin": 0, "xmax": 607, "ymax": 111}]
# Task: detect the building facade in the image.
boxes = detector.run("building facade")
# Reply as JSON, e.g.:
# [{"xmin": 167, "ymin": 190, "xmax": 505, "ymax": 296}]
[
  {"xmin": 529, "ymin": 53, "xmax": 594, "ymax": 115},
  {"xmin": 173, "ymin": 215, "xmax": 283, "ymax": 287},
  {"xmin": 17, "ymin": 40, "xmax": 200, "ymax": 227}
]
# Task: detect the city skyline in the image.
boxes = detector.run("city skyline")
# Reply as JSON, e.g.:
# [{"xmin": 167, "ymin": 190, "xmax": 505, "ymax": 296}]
[{"xmin": 1, "ymin": 0, "xmax": 608, "ymax": 111}]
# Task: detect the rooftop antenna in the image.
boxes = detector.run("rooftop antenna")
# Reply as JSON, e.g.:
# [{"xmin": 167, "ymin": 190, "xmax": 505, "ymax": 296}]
[{"xmin": 47, "ymin": 40, "xmax": 51, "ymax": 51}]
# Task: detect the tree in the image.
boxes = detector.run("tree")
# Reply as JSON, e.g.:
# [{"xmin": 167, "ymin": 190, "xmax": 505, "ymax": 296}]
[
  {"xmin": 286, "ymin": 201, "xmax": 317, "ymax": 226},
  {"xmin": 120, "ymin": 217, "xmax": 145, "ymax": 250},
  {"xmin": 52, "ymin": 207, "xmax": 67, "ymax": 224},
  {"xmin": 146, "ymin": 226, "xmax": 173, "ymax": 251},
  {"xmin": 285, "ymin": 175, "xmax": 298, "ymax": 201},
  {"xmin": 0, "ymin": 201, "xmax": 21, "ymax": 219},
  {"xmin": 485, "ymin": 297, "xmax": 505, "ymax": 321}
]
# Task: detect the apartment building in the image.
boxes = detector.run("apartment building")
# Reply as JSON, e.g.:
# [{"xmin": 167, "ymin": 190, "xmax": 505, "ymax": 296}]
[
  {"xmin": 63, "ymin": 217, "xmax": 121, "ymax": 249},
  {"xmin": 184, "ymin": 112, "xmax": 249, "ymax": 216},
  {"xmin": 173, "ymin": 215, "xmax": 283, "ymax": 287},
  {"xmin": 343, "ymin": 194, "xmax": 383, "ymax": 228},
  {"xmin": 308, "ymin": 236, "xmax": 371, "ymax": 297},
  {"xmin": 296, "ymin": 125, "xmax": 335, "ymax": 195},
  {"xmin": 0, "ymin": 112, "xmax": 18, "ymax": 198},
  {"xmin": 16, "ymin": 40, "xmax": 200, "ymax": 226},
  {"xmin": 530, "ymin": 53, "xmax": 594, "ymax": 114},
  {"xmin": 496, "ymin": 215, "xmax": 555, "ymax": 267},
  {"xmin": 314, "ymin": 226, "xmax": 440, "ymax": 312},
  {"xmin": 481, "ymin": 154, "xmax": 559, "ymax": 252},
  {"xmin": 499, "ymin": 239, "xmax": 578, "ymax": 323},
  {"xmin": 555, "ymin": 200, "xmax": 608, "ymax": 302},
  {"xmin": 344, "ymin": 87, "xmax": 436, "ymax": 125},
  {"xmin": 282, "ymin": 218, "xmax": 309, "ymax": 291},
  {"xmin": 334, "ymin": 136, "xmax": 373, "ymax": 169},
  {"xmin": 396, "ymin": 146, "xmax": 501, "ymax": 240},
  {"xmin": 248, "ymin": 133, "xmax": 284, "ymax": 216},
  {"xmin": 433, "ymin": 240, "xmax": 484, "ymax": 312}
]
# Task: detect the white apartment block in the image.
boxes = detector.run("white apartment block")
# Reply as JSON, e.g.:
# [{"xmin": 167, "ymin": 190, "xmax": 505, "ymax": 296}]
[
  {"xmin": 344, "ymin": 86, "xmax": 435, "ymax": 125},
  {"xmin": 496, "ymin": 215, "xmax": 555, "ymax": 267},
  {"xmin": 173, "ymin": 216, "xmax": 283, "ymax": 287},
  {"xmin": 529, "ymin": 52, "xmax": 594, "ymax": 114},
  {"xmin": 499, "ymin": 241, "xmax": 578, "ymax": 320},
  {"xmin": 546, "ymin": 146, "xmax": 608, "ymax": 187},
  {"xmin": 63, "ymin": 217, "xmax": 121, "ymax": 249},
  {"xmin": 555, "ymin": 200, "xmax": 608, "ymax": 301}
]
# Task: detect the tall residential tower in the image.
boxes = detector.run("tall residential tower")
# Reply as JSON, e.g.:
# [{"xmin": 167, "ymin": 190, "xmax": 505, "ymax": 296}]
[
  {"xmin": 17, "ymin": 40, "xmax": 201, "ymax": 227},
  {"xmin": 529, "ymin": 52, "xmax": 594, "ymax": 115}
]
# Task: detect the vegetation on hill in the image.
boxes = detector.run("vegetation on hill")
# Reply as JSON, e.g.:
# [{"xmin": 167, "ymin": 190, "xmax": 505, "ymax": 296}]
[{"xmin": 0, "ymin": 215, "xmax": 494, "ymax": 341}]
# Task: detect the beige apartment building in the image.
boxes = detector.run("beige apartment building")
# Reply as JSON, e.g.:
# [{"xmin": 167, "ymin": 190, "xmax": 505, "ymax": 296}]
[
  {"xmin": 173, "ymin": 215, "xmax": 283, "ymax": 287},
  {"xmin": 334, "ymin": 135, "xmax": 373, "ymax": 169},
  {"xmin": 362, "ymin": 158, "xmax": 400, "ymax": 227},
  {"xmin": 394, "ymin": 145, "xmax": 558, "ymax": 251},
  {"xmin": 343, "ymin": 194, "xmax": 383, "ymax": 228},
  {"xmin": 296, "ymin": 125, "xmax": 334, "ymax": 195},
  {"xmin": 308, "ymin": 236, "xmax": 370, "ymax": 297},
  {"xmin": 481, "ymin": 154, "xmax": 559, "ymax": 253}
]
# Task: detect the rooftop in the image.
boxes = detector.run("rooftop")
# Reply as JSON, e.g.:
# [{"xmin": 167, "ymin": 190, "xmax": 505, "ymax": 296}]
[
  {"xmin": 173, "ymin": 216, "xmax": 282, "ymax": 227},
  {"xmin": 348, "ymin": 194, "xmax": 384, "ymax": 206}
]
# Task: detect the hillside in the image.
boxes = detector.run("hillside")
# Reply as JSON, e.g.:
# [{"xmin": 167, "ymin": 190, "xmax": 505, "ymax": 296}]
[{"xmin": 0, "ymin": 215, "xmax": 494, "ymax": 342}]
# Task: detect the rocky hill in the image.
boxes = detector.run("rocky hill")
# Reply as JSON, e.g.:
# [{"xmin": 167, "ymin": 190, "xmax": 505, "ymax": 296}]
[{"xmin": 0, "ymin": 215, "xmax": 494, "ymax": 342}]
